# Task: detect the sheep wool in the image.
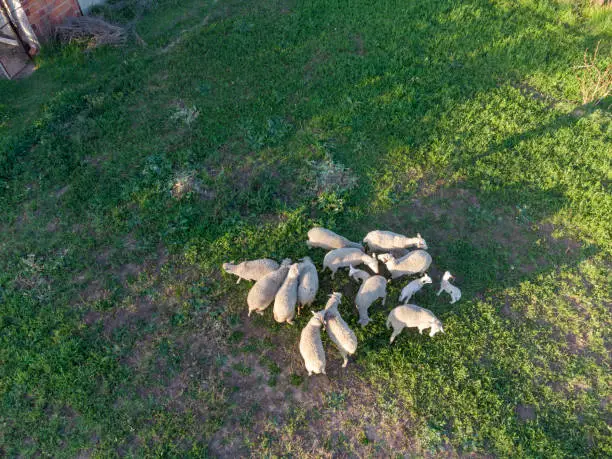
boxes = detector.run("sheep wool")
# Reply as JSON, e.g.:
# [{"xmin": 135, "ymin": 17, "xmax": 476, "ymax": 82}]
[
  {"xmin": 299, "ymin": 311, "xmax": 327, "ymax": 376},
  {"xmin": 364, "ymin": 230, "xmax": 428, "ymax": 252},
  {"xmin": 321, "ymin": 292, "xmax": 357, "ymax": 367},
  {"xmin": 437, "ymin": 271, "xmax": 461, "ymax": 304},
  {"xmin": 222, "ymin": 258, "xmax": 280, "ymax": 284},
  {"xmin": 355, "ymin": 275, "xmax": 387, "ymax": 327},
  {"xmin": 386, "ymin": 304, "xmax": 444, "ymax": 343},
  {"xmin": 297, "ymin": 257, "xmax": 319, "ymax": 313},
  {"xmin": 247, "ymin": 259, "xmax": 292, "ymax": 316},
  {"xmin": 377, "ymin": 250, "xmax": 432, "ymax": 279},
  {"xmin": 273, "ymin": 263, "xmax": 300, "ymax": 324},
  {"xmin": 399, "ymin": 274, "xmax": 432, "ymax": 303},
  {"xmin": 348, "ymin": 264, "xmax": 371, "ymax": 283},
  {"xmin": 306, "ymin": 227, "xmax": 363, "ymax": 251},
  {"xmin": 323, "ymin": 248, "xmax": 379, "ymax": 278}
]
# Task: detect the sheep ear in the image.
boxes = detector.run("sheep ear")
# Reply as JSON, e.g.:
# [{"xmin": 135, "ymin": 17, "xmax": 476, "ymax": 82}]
[{"xmin": 417, "ymin": 233, "xmax": 421, "ymax": 238}]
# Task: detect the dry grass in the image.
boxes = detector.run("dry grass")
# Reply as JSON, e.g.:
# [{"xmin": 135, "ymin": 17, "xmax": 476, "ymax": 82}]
[{"xmin": 575, "ymin": 41, "xmax": 611, "ymax": 105}]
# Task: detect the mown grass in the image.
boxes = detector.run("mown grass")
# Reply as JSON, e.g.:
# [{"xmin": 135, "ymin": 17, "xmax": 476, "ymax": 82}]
[{"xmin": 1, "ymin": 0, "xmax": 610, "ymax": 456}]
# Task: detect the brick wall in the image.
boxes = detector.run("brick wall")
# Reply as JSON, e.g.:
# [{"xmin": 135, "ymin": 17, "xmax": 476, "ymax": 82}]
[{"xmin": 22, "ymin": 0, "xmax": 81, "ymax": 37}]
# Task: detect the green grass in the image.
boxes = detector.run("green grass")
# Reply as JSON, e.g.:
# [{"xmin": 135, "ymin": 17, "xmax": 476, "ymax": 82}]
[{"xmin": 1, "ymin": 0, "xmax": 611, "ymax": 456}]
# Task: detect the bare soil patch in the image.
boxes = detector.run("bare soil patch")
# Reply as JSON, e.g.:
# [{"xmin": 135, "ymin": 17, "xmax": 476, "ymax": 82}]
[{"xmin": 207, "ymin": 314, "xmax": 421, "ymax": 457}]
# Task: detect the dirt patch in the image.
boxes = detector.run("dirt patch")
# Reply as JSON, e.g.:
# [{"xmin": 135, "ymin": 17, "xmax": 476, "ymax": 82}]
[
  {"xmin": 376, "ymin": 185, "xmax": 583, "ymax": 279},
  {"xmin": 515, "ymin": 404, "xmax": 536, "ymax": 421},
  {"xmin": 304, "ymin": 50, "xmax": 330, "ymax": 81},
  {"xmin": 46, "ymin": 218, "xmax": 60, "ymax": 232},
  {"xmin": 86, "ymin": 296, "xmax": 157, "ymax": 336},
  {"xmin": 354, "ymin": 33, "xmax": 366, "ymax": 56},
  {"xmin": 206, "ymin": 315, "xmax": 421, "ymax": 457},
  {"xmin": 76, "ymin": 280, "xmax": 111, "ymax": 304},
  {"xmin": 500, "ymin": 296, "xmax": 519, "ymax": 320}
]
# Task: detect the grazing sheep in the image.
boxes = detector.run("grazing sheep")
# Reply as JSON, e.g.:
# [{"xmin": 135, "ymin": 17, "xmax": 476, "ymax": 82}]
[
  {"xmin": 386, "ymin": 304, "xmax": 444, "ymax": 343},
  {"xmin": 323, "ymin": 248, "xmax": 379, "ymax": 278},
  {"xmin": 247, "ymin": 259, "xmax": 292, "ymax": 316},
  {"xmin": 306, "ymin": 227, "xmax": 363, "ymax": 251},
  {"xmin": 299, "ymin": 311, "xmax": 327, "ymax": 376},
  {"xmin": 222, "ymin": 258, "xmax": 280, "ymax": 284},
  {"xmin": 348, "ymin": 264, "xmax": 371, "ymax": 283},
  {"xmin": 364, "ymin": 230, "xmax": 428, "ymax": 252},
  {"xmin": 297, "ymin": 257, "xmax": 319, "ymax": 315},
  {"xmin": 398, "ymin": 274, "xmax": 432, "ymax": 303},
  {"xmin": 320, "ymin": 292, "xmax": 357, "ymax": 367},
  {"xmin": 355, "ymin": 275, "xmax": 387, "ymax": 327},
  {"xmin": 273, "ymin": 264, "xmax": 300, "ymax": 324},
  {"xmin": 377, "ymin": 250, "xmax": 432, "ymax": 279},
  {"xmin": 437, "ymin": 271, "xmax": 461, "ymax": 304}
]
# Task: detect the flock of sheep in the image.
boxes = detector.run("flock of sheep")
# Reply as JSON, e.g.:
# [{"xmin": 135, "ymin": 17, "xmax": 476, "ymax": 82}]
[{"xmin": 222, "ymin": 228, "xmax": 461, "ymax": 376}]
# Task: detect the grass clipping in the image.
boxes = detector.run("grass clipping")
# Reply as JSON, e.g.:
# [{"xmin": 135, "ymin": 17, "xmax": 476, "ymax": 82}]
[{"xmin": 56, "ymin": 16, "xmax": 126, "ymax": 48}]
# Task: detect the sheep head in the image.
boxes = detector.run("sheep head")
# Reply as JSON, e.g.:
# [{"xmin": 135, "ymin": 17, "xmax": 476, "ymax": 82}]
[
  {"xmin": 430, "ymin": 319, "xmax": 444, "ymax": 337},
  {"xmin": 421, "ymin": 274, "xmax": 433, "ymax": 284},
  {"xmin": 416, "ymin": 233, "xmax": 428, "ymax": 250}
]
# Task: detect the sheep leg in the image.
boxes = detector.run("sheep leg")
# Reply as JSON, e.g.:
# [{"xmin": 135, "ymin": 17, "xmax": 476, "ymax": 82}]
[
  {"xmin": 390, "ymin": 325, "xmax": 403, "ymax": 343},
  {"xmin": 381, "ymin": 293, "xmax": 387, "ymax": 306},
  {"xmin": 286, "ymin": 319, "xmax": 294, "ymax": 325},
  {"xmin": 236, "ymin": 277, "xmax": 241, "ymax": 284},
  {"xmin": 437, "ymin": 288, "xmax": 443, "ymax": 296},
  {"xmin": 418, "ymin": 326, "xmax": 425, "ymax": 334},
  {"xmin": 340, "ymin": 350, "xmax": 349, "ymax": 368},
  {"xmin": 256, "ymin": 310, "xmax": 264, "ymax": 316}
]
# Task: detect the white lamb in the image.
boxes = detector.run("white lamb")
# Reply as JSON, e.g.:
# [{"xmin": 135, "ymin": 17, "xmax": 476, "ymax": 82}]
[
  {"xmin": 323, "ymin": 248, "xmax": 379, "ymax": 278},
  {"xmin": 355, "ymin": 275, "xmax": 387, "ymax": 327},
  {"xmin": 386, "ymin": 304, "xmax": 444, "ymax": 343},
  {"xmin": 247, "ymin": 259, "xmax": 291, "ymax": 316},
  {"xmin": 398, "ymin": 274, "xmax": 432, "ymax": 303},
  {"xmin": 437, "ymin": 271, "xmax": 461, "ymax": 304},
  {"xmin": 222, "ymin": 258, "xmax": 279, "ymax": 284},
  {"xmin": 306, "ymin": 227, "xmax": 363, "ymax": 251},
  {"xmin": 297, "ymin": 257, "xmax": 319, "ymax": 315},
  {"xmin": 319, "ymin": 292, "xmax": 357, "ymax": 367},
  {"xmin": 273, "ymin": 263, "xmax": 300, "ymax": 324},
  {"xmin": 377, "ymin": 250, "xmax": 432, "ymax": 279},
  {"xmin": 363, "ymin": 230, "xmax": 428, "ymax": 252},
  {"xmin": 348, "ymin": 264, "xmax": 371, "ymax": 283},
  {"xmin": 299, "ymin": 311, "xmax": 327, "ymax": 376}
]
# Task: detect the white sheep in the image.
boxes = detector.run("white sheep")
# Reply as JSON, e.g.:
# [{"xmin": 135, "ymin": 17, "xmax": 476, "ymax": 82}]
[
  {"xmin": 273, "ymin": 263, "xmax": 300, "ymax": 324},
  {"xmin": 348, "ymin": 264, "xmax": 371, "ymax": 283},
  {"xmin": 355, "ymin": 275, "xmax": 387, "ymax": 327},
  {"xmin": 222, "ymin": 258, "xmax": 279, "ymax": 284},
  {"xmin": 320, "ymin": 292, "xmax": 357, "ymax": 367},
  {"xmin": 306, "ymin": 227, "xmax": 363, "ymax": 251},
  {"xmin": 437, "ymin": 271, "xmax": 461, "ymax": 304},
  {"xmin": 323, "ymin": 248, "xmax": 379, "ymax": 278},
  {"xmin": 377, "ymin": 250, "xmax": 432, "ymax": 279},
  {"xmin": 398, "ymin": 274, "xmax": 432, "ymax": 303},
  {"xmin": 299, "ymin": 311, "xmax": 327, "ymax": 376},
  {"xmin": 363, "ymin": 230, "xmax": 428, "ymax": 252},
  {"xmin": 247, "ymin": 259, "xmax": 292, "ymax": 316},
  {"xmin": 297, "ymin": 256, "xmax": 319, "ymax": 315},
  {"xmin": 386, "ymin": 304, "xmax": 444, "ymax": 343}
]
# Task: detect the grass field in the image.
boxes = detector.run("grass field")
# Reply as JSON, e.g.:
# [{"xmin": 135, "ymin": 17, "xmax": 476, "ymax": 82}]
[{"xmin": 1, "ymin": 0, "xmax": 611, "ymax": 456}]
